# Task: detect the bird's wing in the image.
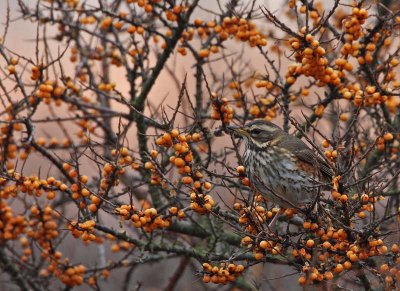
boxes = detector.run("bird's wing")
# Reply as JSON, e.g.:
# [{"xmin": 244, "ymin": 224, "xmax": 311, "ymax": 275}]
[{"xmin": 279, "ymin": 135, "xmax": 333, "ymax": 179}]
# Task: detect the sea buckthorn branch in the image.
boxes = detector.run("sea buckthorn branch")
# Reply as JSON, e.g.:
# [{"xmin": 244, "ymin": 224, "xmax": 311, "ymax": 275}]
[
  {"xmin": 304, "ymin": 0, "xmax": 342, "ymax": 38},
  {"xmin": 94, "ymin": 222, "xmax": 281, "ymax": 263},
  {"xmin": 130, "ymin": 1, "xmax": 200, "ymax": 209},
  {"xmin": 261, "ymin": 7, "xmax": 301, "ymax": 39},
  {"xmin": 230, "ymin": 2, "xmax": 398, "ymax": 290},
  {"xmin": 0, "ymin": 248, "xmax": 41, "ymax": 291},
  {"xmin": 0, "ymin": 47, "xmax": 31, "ymax": 115},
  {"xmin": 0, "ymin": 1, "xmax": 399, "ymax": 289},
  {"xmin": 131, "ymin": 0, "xmax": 200, "ymax": 111}
]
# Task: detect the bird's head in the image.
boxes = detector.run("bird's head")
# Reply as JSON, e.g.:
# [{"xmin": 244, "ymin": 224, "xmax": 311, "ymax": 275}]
[{"xmin": 227, "ymin": 120, "xmax": 283, "ymax": 149}]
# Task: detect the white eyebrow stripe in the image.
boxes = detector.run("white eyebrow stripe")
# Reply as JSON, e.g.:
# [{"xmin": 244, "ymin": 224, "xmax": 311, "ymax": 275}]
[{"xmin": 249, "ymin": 125, "xmax": 275, "ymax": 132}]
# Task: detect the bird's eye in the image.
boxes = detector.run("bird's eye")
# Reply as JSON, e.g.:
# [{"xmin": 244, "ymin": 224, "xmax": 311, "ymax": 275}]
[{"xmin": 250, "ymin": 128, "xmax": 262, "ymax": 136}]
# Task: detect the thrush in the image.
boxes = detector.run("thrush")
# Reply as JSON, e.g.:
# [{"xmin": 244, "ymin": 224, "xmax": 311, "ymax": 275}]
[{"xmin": 228, "ymin": 120, "xmax": 332, "ymax": 222}]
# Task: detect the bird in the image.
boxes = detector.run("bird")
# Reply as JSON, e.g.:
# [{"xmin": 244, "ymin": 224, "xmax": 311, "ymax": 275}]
[{"xmin": 227, "ymin": 120, "xmax": 333, "ymax": 225}]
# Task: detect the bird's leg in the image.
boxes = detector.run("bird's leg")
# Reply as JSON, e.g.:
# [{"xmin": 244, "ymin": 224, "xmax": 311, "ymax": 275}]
[
  {"xmin": 314, "ymin": 203, "xmax": 318, "ymax": 213},
  {"xmin": 268, "ymin": 208, "xmax": 284, "ymax": 228}
]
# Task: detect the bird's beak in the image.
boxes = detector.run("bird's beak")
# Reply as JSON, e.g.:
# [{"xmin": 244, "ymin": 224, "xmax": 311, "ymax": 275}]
[{"xmin": 226, "ymin": 125, "xmax": 248, "ymax": 138}]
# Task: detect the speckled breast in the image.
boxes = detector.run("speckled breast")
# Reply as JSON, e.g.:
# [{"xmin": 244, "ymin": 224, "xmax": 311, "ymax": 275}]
[{"xmin": 243, "ymin": 145, "xmax": 320, "ymax": 208}]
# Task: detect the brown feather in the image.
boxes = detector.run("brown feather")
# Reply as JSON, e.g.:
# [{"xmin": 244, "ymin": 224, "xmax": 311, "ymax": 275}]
[{"xmin": 275, "ymin": 134, "xmax": 333, "ymax": 180}]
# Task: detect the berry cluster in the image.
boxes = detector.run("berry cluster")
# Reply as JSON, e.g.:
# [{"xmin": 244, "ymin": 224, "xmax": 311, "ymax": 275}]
[
  {"xmin": 287, "ymin": 33, "xmax": 343, "ymax": 87},
  {"xmin": 201, "ymin": 262, "xmax": 245, "ymax": 285},
  {"xmin": 156, "ymin": 129, "xmax": 214, "ymax": 214},
  {"xmin": 116, "ymin": 204, "xmax": 171, "ymax": 232},
  {"xmin": 210, "ymin": 93, "xmax": 234, "ymax": 124}
]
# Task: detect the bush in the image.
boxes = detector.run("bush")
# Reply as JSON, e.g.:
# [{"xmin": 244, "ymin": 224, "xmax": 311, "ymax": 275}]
[{"xmin": 0, "ymin": 0, "xmax": 399, "ymax": 290}]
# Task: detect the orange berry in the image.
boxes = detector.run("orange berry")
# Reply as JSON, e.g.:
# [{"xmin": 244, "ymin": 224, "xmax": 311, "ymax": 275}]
[
  {"xmin": 315, "ymin": 105, "xmax": 325, "ymax": 117},
  {"xmin": 332, "ymin": 191, "xmax": 341, "ymax": 200},
  {"xmin": 286, "ymin": 76, "xmax": 296, "ymax": 84},
  {"xmin": 203, "ymin": 182, "xmax": 212, "ymax": 190},
  {"xmin": 170, "ymin": 129, "xmax": 179, "ymax": 138},
  {"xmin": 380, "ymin": 264, "xmax": 389, "ymax": 273},
  {"xmin": 305, "ymin": 34, "xmax": 313, "ymax": 42},
  {"xmin": 343, "ymin": 261, "xmax": 352, "ymax": 269},
  {"xmin": 36, "ymin": 137, "xmax": 46, "ymax": 146},
  {"xmin": 80, "ymin": 175, "xmax": 89, "ymax": 184},
  {"xmin": 111, "ymin": 244, "xmax": 120, "ymax": 253},
  {"xmin": 357, "ymin": 211, "xmax": 366, "ymax": 218},
  {"xmin": 339, "ymin": 113, "xmax": 349, "ymax": 121},
  {"xmin": 59, "ymin": 184, "xmax": 68, "ymax": 191},
  {"xmin": 104, "ymin": 163, "xmax": 113, "ymax": 173},
  {"xmin": 259, "ymin": 240, "xmax": 270, "ymax": 249},
  {"xmin": 334, "ymin": 264, "xmax": 343, "ymax": 273},
  {"xmin": 81, "ymin": 188, "xmax": 90, "ymax": 197},
  {"xmin": 349, "ymin": 253, "xmax": 358, "ymax": 262},
  {"xmin": 69, "ymin": 169, "xmax": 78, "ymax": 178},
  {"xmin": 46, "ymin": 192, "xmax": 55, "ymax": 200},
  {"xmin": 340, "ymin": 194, "xmax": 348, "ymax": 203},
  {"xmin": 298, "ymin": 276, "xmax": 307, "ymax": 285},
  {"xmin": 324, "ymin": 150, "xmax": 332, "ymax": 158},
  {"xmin": 127, "ymin": 25, "xmax": 136, "ymax": 34},
  {"xmin": 120, "ymin": 147, "xmax": 129, "ymax": 156},
  {"xmin": 306, "ymin": 239, "xmax": 315, "ymax": 248},
  {"xmin": 211, "ymin": 275, "xmax": 218, "ymax": 283},
  {"xmin": 164, "ymin": 132, "xmax": 173, "ymax": 142},
  {"xmin": 202, "ymin": 275, "xmax": 211, "ymax": 283},
  {"xmin": 235, "ymin": 264, "xmax": 244, "ymax": 273},
  {"xmin": 88, "ymin": 204, "xmax": 97, "ymax": 212},
  {"xmin": 174, "ymin": 158, "xmax": 185, "ymax": 167},
  {"xmin": 236, "ymin": 165, "xmax": 245, "ymax": 174},
  {"xmin": 63, "ymin": 163, "xmax": 72, "ymax": 171},
  {"xmin": 254, "ymin": 252, "xmax": 263, "ymax": 260},
  {"xmin": 182, "ymin": 176, "xmax": 193, "ymax": 184},
  {"xmin": 303, "ymin": 221, "xmax": 311, "ymax": 229},
  {"xmin": 324, "ymin": 271, "xmax": 334, "ymax": 280},
  {"xmin": 90, "ymin": 195, "xmax": 101, "ymax": 204},
  {"xmin": 7, "ymin": 65, "xmax": 16, "ymax": 74},
  {"xmin": 199, "ymin": 49, "xmax": 210, "ymax": 58},
  {"xmin": 144, "ymin": 162, "xmax": 154, "ymax": 170},
  {"xmin": 241, "ymin": 177, "xmax": 250, "ymax": 186},
  {"xmin": 322, "ymin": 139, "xmax": 329, "ymax": 148},
  {"xmin": 384, "ymin": 133, "xmax": 394, "ymax": 141},
  {"xmin": 322, "ymin": 241, "xmax": 331, "ymax": 249}
]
